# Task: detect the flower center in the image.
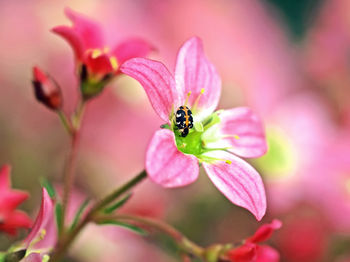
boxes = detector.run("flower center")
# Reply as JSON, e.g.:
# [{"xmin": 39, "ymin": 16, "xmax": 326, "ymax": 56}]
[
  {"xmin": 173, "ymin": 110, "xmax": 222, "ymax": 157},
  {"xmin": 87, "ymin": 47, "xmax": 119, "ymax": 71}
]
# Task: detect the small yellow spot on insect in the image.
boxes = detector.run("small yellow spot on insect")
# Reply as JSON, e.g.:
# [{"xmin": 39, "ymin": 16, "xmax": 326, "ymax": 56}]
[
  {"xmin": 110, "ymin": 56, "xmax": 119, "ymax": 70},
  {"xmin": 225, "ymin": 160, "xmax": 232, "ymax": 164}
]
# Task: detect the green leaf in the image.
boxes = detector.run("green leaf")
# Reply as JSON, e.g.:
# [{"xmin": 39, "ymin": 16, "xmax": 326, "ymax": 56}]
[
  {"xmin": 40, "ymin": 178, "xmax": 56, "ymax": 199},
  {"xmin": 55, "ymin": 203, "xmax": 63, "ymax": 234},
  {"xmin": 97, "ymin": 220, "xmax": 147, "ymax": 236},
  {"xmin": 69, "ymin": 198, "xmax": 90, "ymax": 231},
  {"xmin": 103, "ymin": 193, "xmax": 132, "ymax": 214}
]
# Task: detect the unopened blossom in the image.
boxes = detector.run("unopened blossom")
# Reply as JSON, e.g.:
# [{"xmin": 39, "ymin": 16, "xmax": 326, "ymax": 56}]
[
  {"xmin": 0, "ymin": 165, "xmax": 31, "ymax": 236},
  {"xmin": 21, "ymin": 188, "xmax": 56, "ymax": 259},
  {"xmin": 32, "ymin": 66, "xmax": 62, "ymax": 110},
  {"xmin": 226, "ymin": 219, "xmax": 282, "ymax": 262},
  {"xmin": 52, "ymin": 8, "xmax": 153, "ymax": 99},
  {"xmin": 121, "ymin": 37, "xmax": 267, "ymax": 220}
]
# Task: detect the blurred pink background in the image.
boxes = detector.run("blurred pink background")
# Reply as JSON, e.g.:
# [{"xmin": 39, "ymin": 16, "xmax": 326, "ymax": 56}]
[{"xmin": 1, "ymin": 0, "xmax": 350, "ymax": 261}]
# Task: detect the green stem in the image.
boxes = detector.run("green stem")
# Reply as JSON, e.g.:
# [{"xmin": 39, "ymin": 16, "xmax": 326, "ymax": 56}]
[
  {"xmin": 50, "ymin": 170, "xmax": 147, "ymax": 262},
  {"xmin": 94, "ymin": 214, "xmax": 205, "ymax": 259},
  {"xmin": 61, "ymin": 101, "xmax": 85, "ymax": 235},
  {"xmin": 89, "ymin": 170, "xmax": 147, "ymax": 214},
  {"xmin": 57, "ymin": 110, "xmax": 73, "ymax": 135}
]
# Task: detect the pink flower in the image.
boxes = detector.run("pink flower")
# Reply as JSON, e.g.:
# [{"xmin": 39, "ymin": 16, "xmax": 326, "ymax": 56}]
[
  {"xmin": 0, "ymin": 165, "xmax": 32, "ymax": 236},
  {"xmin": 21, "ymin": 253, "xmax": 43, "ymax": 262},
  {"xmin": 121, "ymin": 37, "xmax": 267, "ymax": 220},
  {"xmin": 22, "ymin": 188, "xmax": 57, "ymax": 257},
  {"xmin": 227, "ymin": 219, "xmax": 282, "ymax": 262},
  {"xmin": 52, "ymin": 8, "xmax": 153, "ymax": 83}
]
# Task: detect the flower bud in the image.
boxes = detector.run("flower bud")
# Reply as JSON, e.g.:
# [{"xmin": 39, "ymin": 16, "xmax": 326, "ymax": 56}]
[{"xmin": 32, "ymin": 67, "xmax": 63, "ymax": 110}]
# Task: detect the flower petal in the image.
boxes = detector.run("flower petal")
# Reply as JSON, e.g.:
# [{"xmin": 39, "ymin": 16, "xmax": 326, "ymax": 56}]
[
  {"xmin": 202, "ymin": 151, "xmax": 266, "ymax": 220},
  {"xmin": 24, "ymin": 188, "xmax": 56, "ymax": 252},
  {"xmin": 175, "ymin": 37, "xmax": 221, "ymax": 120},
  {"xmin": 121, "ymin": 58, "xmax": 178, "ymax": 122},
  {"xmin": 256, "ymin": 245, "xmax": 280, "ymax": 262},
  {"xmin": 51, "ymin": 25, "xmax": 84, "ymax": 60},
  {"xmin": 247, "ymin": 219, "xmax": 282, "ymax": 243},
  {"xmin": 22, "ymin": 253, "xmax": 42, "ymax": 262},
  {"xmin": 227, "ymin": 243, "xmax": 257, "ymax": 262},
  {"xmin": 113, "ymin": 38, "xmax": 154, "ymax": 65},
  {"xmin": 213, "ymin": 107, "xmax": 267, "ymax": 158},
  {"xmin": 84, "ymin": 53, "xmax": 114, "ymax": 75},
  {"xmin": 64, "ymin": 7, "xmax": 104, "ymax": 49},
  {"xmin": 146, "ymin": 129, "xmax": 199, "ymax": 187}
]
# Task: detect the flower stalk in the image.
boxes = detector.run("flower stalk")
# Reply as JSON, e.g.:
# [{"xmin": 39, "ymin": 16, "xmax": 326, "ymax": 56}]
[
  {"xmin": 51, "ymin": 170, "xmax": 147, "ymax": 262},
  {"xmin": 60, "ymin": 100, "xmax": 86, "ymax": 235},
  {"xmin": 93, "ymin": 214, "xmax": 205, "ymax": 259}
]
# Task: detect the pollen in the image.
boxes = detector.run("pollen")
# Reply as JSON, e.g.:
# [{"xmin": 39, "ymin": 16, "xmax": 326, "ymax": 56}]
[
  {"xmin": 234, "ymin": 135, "xmax": 240, "ymax": 139},
  {"xmin": 200, "ymin": 88, "xmax": 205, "ymax": 94},
  {"xmin": 110, "ymin": 56, "xmax": 119, "ymax": 70},
  {"xmin": 91, "ymin": 49, "xmax": 103, "ymax": 59},
  {"xmin": 225, "ymin": 160, "xmax": 232, "ymax": 164}
]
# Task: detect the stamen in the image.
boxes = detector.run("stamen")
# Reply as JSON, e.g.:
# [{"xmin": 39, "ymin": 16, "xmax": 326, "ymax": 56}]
[
  {"xmin": 27, "ymin": 229, "xmax": 47, "ymax": 254},
  {"xmin": 42, "ymin": 255, "xmax": 50, "ymax": 262},
  {"xmin": 109, "ymin": 56, "xmax": 119, "ymax": 71},
  {"xmin": 221, "ymin": 134, "xmax": 240, "ymax": 140},
  {"xmin": 192, "ymin": 88, "xmax": 205, "ymax": 112},
  {"xmin": 91, "ymin": 49, "xmax": 102, "ymax": 59},
  {"xmin": 198, "ymin": 154, "xmax": 233, "ymax": 165},
  {"xmin": 184, "ymin": 91, "xmax": 192, "ymax": 106}
]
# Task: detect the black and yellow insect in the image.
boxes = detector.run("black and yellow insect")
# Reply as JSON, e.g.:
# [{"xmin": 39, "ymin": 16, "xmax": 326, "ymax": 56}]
[{"xmin": 175, "ymin": 106, "xmax": 194, "ymax": 137}]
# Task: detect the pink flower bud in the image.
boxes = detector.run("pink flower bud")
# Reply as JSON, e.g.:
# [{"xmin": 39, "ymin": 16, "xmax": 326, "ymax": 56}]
[{"xmin": 32, "ymin": 66, "xmax": 62, "ymax": 110}]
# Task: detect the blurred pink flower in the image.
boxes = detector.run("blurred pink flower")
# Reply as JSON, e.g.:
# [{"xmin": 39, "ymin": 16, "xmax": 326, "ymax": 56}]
[
  {"xmin": 0, "ymin": 165, "xmax": 32, "ymax": 236},
  {"xmin": 227, "ymin": 219, "xmax": 281, "ymax": 262},
  {"xmin": 22, "ymin": 188, "xmax": 57, "ymax": 257},
  {"xmin": 52, "ymin": 8, "xmax": 153, "ymax": 78},
  {"xmin": 302, "ymin": 137, "xmax": 350, "ymax": 232},
  {"xmin": 277, "ymin": 207, "xmax": 329, "ymax": 262},
  {"xmin": 121, "ymin": 37, "xmax": 267, "ymax": 220}
]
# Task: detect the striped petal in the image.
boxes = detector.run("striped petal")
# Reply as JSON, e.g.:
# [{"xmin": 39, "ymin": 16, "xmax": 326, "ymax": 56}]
[
  {"xmin": 202, "ymin": 151, "xmax": 266, "ymax": 220},
  {"xmin": 175, "ymin": 37, "xmax": 221, "ymax": 121},
  {"xmin": 208, "ymin": 107, "xmax": 267, "ymax": 158},
  {"xmin": 121, "ymin": 58, "xmax": 179, "ymax": 122},
  {"xmin": 146, "ymin": 129, "xmax": 199, "ymax": 187}
]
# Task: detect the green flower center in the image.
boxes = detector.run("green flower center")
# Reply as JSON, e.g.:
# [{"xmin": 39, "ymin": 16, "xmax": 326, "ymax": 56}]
[{"xmin": 172, "ymin": 112, "xmax": 222, "ymax": 158}]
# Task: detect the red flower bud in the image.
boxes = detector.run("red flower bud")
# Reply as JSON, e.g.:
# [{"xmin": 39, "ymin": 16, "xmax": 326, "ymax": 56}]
[{"xmin": 32, "ymin": 67, "xmax": 63, "ymax": 110}]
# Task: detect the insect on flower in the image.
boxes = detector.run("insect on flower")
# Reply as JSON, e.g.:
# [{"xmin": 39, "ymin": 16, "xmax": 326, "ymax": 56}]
[
  {"xmin": 121, "ymin": 37, "xmax": 268, "ymax": 220},
  {"xmin": 175, "ymin": 106, "xmax": 194, "ymax": 137}
]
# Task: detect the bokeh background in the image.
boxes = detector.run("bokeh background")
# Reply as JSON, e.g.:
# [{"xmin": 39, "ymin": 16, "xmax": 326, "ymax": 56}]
[{"xmin": 1, "ymin": 0, "xmax": 350, "ymax": 261}]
